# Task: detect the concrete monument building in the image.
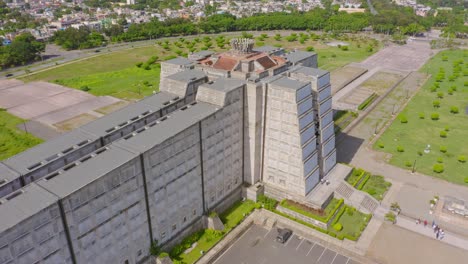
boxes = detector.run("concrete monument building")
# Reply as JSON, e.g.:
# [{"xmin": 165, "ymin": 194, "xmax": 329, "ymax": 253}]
[{"xmin": 0, "ymin": 39, "xmax": 335, "ymax": 264}]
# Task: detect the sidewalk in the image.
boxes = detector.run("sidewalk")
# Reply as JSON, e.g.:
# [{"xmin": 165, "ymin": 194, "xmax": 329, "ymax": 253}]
[{"xmin": 395, "ymin": 215, "xmax": 468, "ymax": 251}]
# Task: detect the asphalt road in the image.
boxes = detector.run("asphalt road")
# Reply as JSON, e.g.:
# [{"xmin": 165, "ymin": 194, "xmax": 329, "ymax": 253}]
[{"xmin": 213, "ymin": 225, "xmax": 362, "ymax": 264}]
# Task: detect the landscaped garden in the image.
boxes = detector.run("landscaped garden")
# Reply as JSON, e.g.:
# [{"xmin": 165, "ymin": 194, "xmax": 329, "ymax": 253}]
[
  {"xmin": 374, "ymin": 49, "xmax": 468, "ymax": 185},
  {"xmin": 20, "ymin": 32, "xmax": 380, "ymax": 100},
  {"xmin": 328, "ymin": 205, "xmax": 372, "ymax": 241},
  {"xmin": 346, "ymin": 168, "xmax": 392, "ymax": 201},
  {"xmin": 167, "ymin": 200, "xmax": 257, "ymax": 264},
  {"xmin": 0, "ymin": 109, "xmax": 43, "ymax": 161},
  {"xmin": 279, "ymin": 198, "xmax": 342, "ymax": 223}
]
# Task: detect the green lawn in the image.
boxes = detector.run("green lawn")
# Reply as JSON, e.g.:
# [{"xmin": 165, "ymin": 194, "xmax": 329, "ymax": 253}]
[
  {"xmin": 171, "ymin": 200, "xmax": 257, "ymax": 264},
  {"xmin": 0, "ymin": 110, "xmax": 43, "ymax": 161},
  {"xmin": 374, "ymin": 49, "xmax": 468, "ymax": 185},
  {"xmin": 53, "ymin": 65, "xmax": 161, "ymax": 100},
  {"xmin": 360, "ymin": 175, "xmax": 392, "ymax": 201},
  {"xmin": 329, "ymin": 206, "xmax": 371, "ymax": 241}
]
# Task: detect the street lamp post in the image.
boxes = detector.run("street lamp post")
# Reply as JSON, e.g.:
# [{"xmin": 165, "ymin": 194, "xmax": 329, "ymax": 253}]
[{"xmin": 412, "ymin": 159, "xmax": 417, "ymax": 173}]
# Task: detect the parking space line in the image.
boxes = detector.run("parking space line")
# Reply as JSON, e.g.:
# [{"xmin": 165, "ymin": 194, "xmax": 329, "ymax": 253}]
[
  {"xmin": 345, "ymin": 258, "xmax": 351, "ymax": 264},
  {"xmin": 316, "ymin": 247, "xmax": 327, "ymax": 263},
  {"xmin": 306, "ymin": 242, "xmax": 316, "ymax": 256},
  {"xmin": 283, "ymin": 235, "xmax": 293, "ymax": 247},
  {"xmin": 263, "ymin": 228, "xmax": 272, "ymax": 238},
  {"xmin": 295, "ymin": 238, "xmax": 304, "ymax": 250},
  {"xmin": 331, "ymin": 252, "xmax": 338, "ymax": 264}
]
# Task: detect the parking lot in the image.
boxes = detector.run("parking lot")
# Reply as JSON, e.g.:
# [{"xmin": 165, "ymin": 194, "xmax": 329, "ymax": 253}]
[{"xmin": 213, "ymin": 225, "xmax": 363, "ymax": 264}]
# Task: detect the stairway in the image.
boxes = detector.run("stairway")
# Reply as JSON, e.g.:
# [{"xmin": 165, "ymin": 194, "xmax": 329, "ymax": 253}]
[
  {"xmin": 336, "ymin": 182, "xmax": 354, "ymax": 199},
  {"xmin": 360, "ymin": 195, "xmax": 379, "ymax": 213}
]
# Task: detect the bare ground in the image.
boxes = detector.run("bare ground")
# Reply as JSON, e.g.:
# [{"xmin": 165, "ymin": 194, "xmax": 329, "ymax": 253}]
[{"xmin": 367, "ymin": 223, "xmax": 468, "ymax": 264}]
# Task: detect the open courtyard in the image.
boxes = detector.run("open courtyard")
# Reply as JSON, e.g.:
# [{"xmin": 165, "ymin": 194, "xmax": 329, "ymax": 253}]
[{"xmin": 374, "ymin": 49, "xmax": 468, "ymax": 185}]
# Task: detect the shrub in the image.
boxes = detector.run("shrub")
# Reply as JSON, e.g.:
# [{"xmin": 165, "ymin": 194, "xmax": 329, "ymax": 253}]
[
  {"xmin": 418, "ymin": 112, "xmax": 425, "ymax": 119},
  {"xmin": 431, "ymin": 113, "xmax": 439, "ymax": 120},
  {"xmin": 80, "ymin": 85, "xmax": 91, "ymax": 92},
  {"xmin": 451, "ymin": 85, "xmax": 457, "ymax": 91},
  {"xmin": 430, "ymin": 86, "xmax": 437, "ymax": 92},
  {"xmin": 433, "ymin": 164, "xmax": 444, "ymax": 173},
  {"xmin": 440, "ymin": 146, "xmax": 447, "ymax": 153},
  {"xmin": 397, "ymin": 146, "xmax": 405, "ymax": 152},
  {"xmin": 465, "ymin": 177, "xmax": 468, "ymax": 183},
  {"xmin": 135, "ymin": 62, "xmax": 143, "ymax": 68},
  {"xmin": 432, "ymin": 100, "xmax": 440, "ymax": 108},
  {"xmin": 437, "ymin": 92, "xmax": 444, "ymax": 98},
  {"xmin": 437, "ymin": 157, "xmax": 443, "ymax": 163},
  {"xmin": 306, "ymin": 46, "xmax": 315, "ymax": 52},
  {"xmin": 331, "ymin": 53, "xmax": 337, "ymax": 58},
  {"xmin": 417, "ymin": 150, "xmax": 423, "ymax": 156},
  {"xmin": 333, "ymin": 223, "xmax": 343, "ymax": 231},
  {"xmin": 464, "ymin": 81, "xmax": 468, "ymax": 87},
  {"xmin": 444, "ymin": 126, "xmax": 450, "ymax": 131},
  {"xmin": 405, "ymin": 161, "xmax": 412, "ymax": 167},
  {"xmin": 448, "ymin": 88, "xmax": 454, "ymax": 95},
  {"xmin": 340, "ymin": 45, "xmax": 349, "ymax": 51},
  {"xmin": 159, "ymin": 252, "xmax": 169, "ymax": 258},
  {"xmin": 458, "ymin": 155, "xmax": 466, "ymax": 163},
  {"xmin": 150, "ymin": 240, "xmax": 161, "ymax": 256},
  {"xmin": 399, "ymin": 114, "xmax": 408, "ymax": 123},
  {"xmin": 378, "ymin": 142, "xmax": 384, "ymax": 148},
  {"xmin": 440, "ymin": 130, "xmax": 447, "ymax": 138},
  {"xmin": 450, "ymin": 106, "xmax": 459, "ymax": 114}
]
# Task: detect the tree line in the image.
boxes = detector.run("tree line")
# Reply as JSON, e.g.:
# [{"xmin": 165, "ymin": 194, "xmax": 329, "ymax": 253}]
[{"xmin": 0, "ymin": 33, "xmax": 45, "ymax": 69}]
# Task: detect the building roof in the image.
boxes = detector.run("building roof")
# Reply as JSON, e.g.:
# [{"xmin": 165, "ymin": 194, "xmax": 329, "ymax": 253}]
[
  {"xmin": 36, "ymin": 145, "xmax": 137, "ymax": 198},
  {"xmin": 115, "ymin": 102, "xmax": 218, "ymax": 154},
  {"xmin": 202, "ymin": 78, "xmax": 245, "ymax": 93},
  {"xmin": 0, "ymin": 183, "xmax": 58, "ymax": 234},
  {"xmin": 289, "ymin": 65, "xmax": 328, "ymax": 77},
  {"xmin": 165, "ymin": 69, "xmax": 207, "ymax": 82},
  {"xmin": 189, "ymin": 50, "xmax": 215, "ymax": 60},
  {"xmin": 285, "ymin": 50, "xmax": 316, "ymax": 64},
  {"xmin": 269, "ymin": 76, "xmax": 308, "ymax": 91},
  {"xmin": 2, "ymin": 130, "xmax": 97, "ymax": 175},
  {"xmin": 213, "ymin": 57, "xmax": 238, "ymax": 71},
  {"xmin": 252, "ymin": 46, "xmax": 280, "ymax": 53},
  {"xmin": 164, "ymin": 57, "xmax": 193, "ymax": 66},
  {"xmin": 0, "ymin": 162, "xmax": 20, "ymax": 182},
  {"xmin": 80, "ymin": 91, "xmax": 178, "ymax": 137}
]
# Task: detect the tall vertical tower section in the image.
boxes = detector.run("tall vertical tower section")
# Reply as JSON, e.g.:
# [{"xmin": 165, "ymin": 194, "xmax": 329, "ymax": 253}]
[{"xmin": 289, "ymin": 66, "xmax": 336, "ymax": 178}]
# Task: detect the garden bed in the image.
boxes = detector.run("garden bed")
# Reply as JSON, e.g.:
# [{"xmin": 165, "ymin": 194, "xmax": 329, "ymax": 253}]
[
  {"xmin": 328, "ymin": 205, "xmax": 372, "ymax": 241},
  {"xmin": 360, "ymin": 175, "xmax": 392, "ymax": 201},
  {"xmin": 279, "ymin": 198, "xmax": 343, "ymax": 223},
  {"xmin": 168, "ymin": 200, "xmax": 257, "ymax": 264}
]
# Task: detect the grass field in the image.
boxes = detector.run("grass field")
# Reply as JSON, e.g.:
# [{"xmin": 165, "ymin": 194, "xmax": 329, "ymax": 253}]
[
  {"xmin": 360, "ymin": 175, "xmax": 392, "ymax": 201},
  {"xmin": 329, "ymin": 206, "xmax": 371, "ymax": 240},
  {"xmin": 0, "ymin": 110, "xmax": 43, "ymax": 161},
  {"xmin": 374, "ymin": 49, "xmax": 468, "ymax": 185},
  {"xmin": 19, "ymin": 33, "xmax": 379, "ymax": 100}
]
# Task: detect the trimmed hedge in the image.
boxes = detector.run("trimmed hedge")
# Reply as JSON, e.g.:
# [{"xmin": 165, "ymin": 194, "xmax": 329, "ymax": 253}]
[
  {"xmin": 358, "ymin": 93, "xmax": 378, "ymax": 111},
  {"xmin": 356, "ymin": 174, "xmax": 371, "ymax": 190}
]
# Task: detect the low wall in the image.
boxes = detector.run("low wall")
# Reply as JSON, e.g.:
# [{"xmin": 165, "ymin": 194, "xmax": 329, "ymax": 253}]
[{"xmin": 276, "ymin": 205, "xmax": 328, "ymax": 229}]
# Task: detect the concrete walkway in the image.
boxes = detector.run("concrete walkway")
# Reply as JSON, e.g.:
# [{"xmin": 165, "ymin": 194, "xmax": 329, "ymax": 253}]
[{"xmin": 395, "ymin": 215, "xmax": 468, "ymax": 251}]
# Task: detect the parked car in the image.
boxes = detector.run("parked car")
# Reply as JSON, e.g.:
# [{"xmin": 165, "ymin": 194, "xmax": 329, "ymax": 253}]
[
  {"xmin": 276, "ymin": 228, "xmax": 292, "ymax": 243},
  {"xmin": 5, "ymin": 73, "xmax": 13, "ymax": 77}
]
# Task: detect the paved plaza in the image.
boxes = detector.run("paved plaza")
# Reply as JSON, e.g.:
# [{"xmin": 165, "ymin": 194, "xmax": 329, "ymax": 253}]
[{"xmin": 214, "ymin": 225, "xmax": 362, "ymax": 264}]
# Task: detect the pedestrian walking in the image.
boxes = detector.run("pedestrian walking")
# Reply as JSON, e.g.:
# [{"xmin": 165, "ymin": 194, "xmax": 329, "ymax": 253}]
[
  {"xmin": 424, "ymin": 220, "xmax": 428, "ymax": 227},
  {"xmin": 436, "ymin": 230, "xmax": 439, "ymax": 239}
]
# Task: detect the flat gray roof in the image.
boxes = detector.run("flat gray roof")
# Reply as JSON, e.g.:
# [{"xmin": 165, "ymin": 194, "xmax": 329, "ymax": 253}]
[
  {"xmin": 289, "ymin": 65, "xmax": 328, "ymax": 77},
  {"xmin": 0, "ymin": 162, "xmax": 20, "ymax": 182},
  {"xmin": 115, "ymin": 102, "xmax": 218, "ymax": 154},
  {"xmin": 253, "ymin": 46, "xmax": 280, "ymax": 53},
  {"xmin": 37, "ymin": 145, "xmax": 137, "ymax": 198},
  {"xmin": 269, "ymin": 76, "xmax": 308, "ymax": 91},
  {"xmin": 0, "ymin": 183, "xmax": 58, "ymax": 234},
  {"xmin": 2, "ymin": 129, "xmax": 97, "ymax": 175},
  {"xmin": 166, "ymin": 69, "xmax": 206, "ymax": 82},
  {"xmin": 80, "ymin": 91, "xmax": 178, "ymax": 137},
  {"xmin": 285, "ymin": 50, "xmax": 316, "ymax": 64},
  {"xmin": 165, "ymin": 57, "xmax": 193, "ymax": 66},
  {"xmin": 202, "ymin": 78, "xmax": 245, "ymax": 92}
]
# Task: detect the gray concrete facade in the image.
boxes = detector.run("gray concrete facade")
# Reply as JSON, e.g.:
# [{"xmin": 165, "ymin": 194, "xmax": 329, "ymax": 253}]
[{"xmin": 0, "ymin": 42, "xmax": 336, "ymax": 264}]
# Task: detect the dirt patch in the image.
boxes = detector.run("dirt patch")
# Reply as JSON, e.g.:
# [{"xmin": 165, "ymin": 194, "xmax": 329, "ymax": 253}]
[
  {"xmin": 330, "ymin": 66, "xmax": 368, "ymax": 95},
  {"xmin": 358, "ymin": 71, "xmax": 404, "ymax": 95},
  {"xmin": 54, "ymin": 113, "xmax": 98, "ymax": 131},
  {"xmin": 326, "ymin": 41, "xmax": 349, "ymax": 47},
  {"xmin": 94, "ymin": 100, "xmax": 129, "ymax": 115},
  {"xmin": 367, "ymin": 223, "xmax": 468, "ymax": 264},
  {"xmin": 283, "ymin": 199, "xmax": 325, "ymax": 216}
]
